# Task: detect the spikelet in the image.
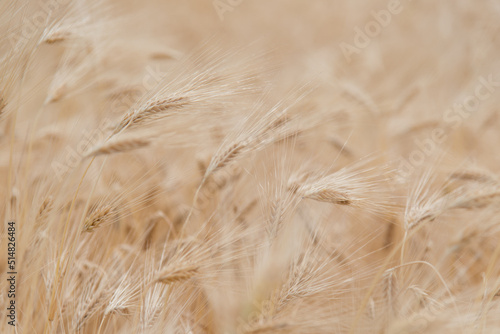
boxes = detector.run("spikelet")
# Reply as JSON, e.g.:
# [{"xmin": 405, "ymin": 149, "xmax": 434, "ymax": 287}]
[
  {"xmin": 0, "ymin": 97, "xmax": 6, "ymax": 118},
  {"xmin": 44, "ymin": 30, "xmax": 73, "ymax": 44},
  {"xmin": 113, "ymin": 96, "xmax": 189, "ymax": 134},
  {"xmin": 203, "ymin": 102, "xmax": 295, "ymax": 181},
  {"xmin": 208, "ymin": 141, "xmax": 246, "ymax": 176},
  {"xmin": 154, "ymin": 264, "xmax": 198, "ymax": 284},
  {"xmin": 299, "ymin": 186, "xmax": 352, "ymax": 205},
  {"xmin": 242, "ymin": 322, "xmax": 291, "ymax": 334},
  {"xmin": 450, "ymin": 187, "xmax": 500, "ymax": 210},
  {"xmin": 83, "ymin": 205, "xmax": 113, "ymax": 232},
  {"xmin": 72, "ymin": 267, "xmax": 108, "ymax": 331},
  {"xmin": 36, "ymin": 196, "xmax": 54, "ymax": 227},
  {"xmin": 383, "ymin": 270, "xmax": 399, "ymax": 318},
  {"xmin": 450, "ymin": 170, "xmax": 498, "ymax": 184},
  {"xmin": 292, "ymin": 161, "xmax": 392, "ymax": 213},
  {"xmin": 266, "ymin": 192, "xmax": 299, "ymax": 242},
  {"xmin": 404, "ymin": 169, "xmax": 449, "ymax": 232},
  {"xmin": 86, "ymin": 137, "xmax": 150, "ymax": 157},
  {"xmin": 406, "ymin": 285, "xmax": 442, "ymax": 311}
]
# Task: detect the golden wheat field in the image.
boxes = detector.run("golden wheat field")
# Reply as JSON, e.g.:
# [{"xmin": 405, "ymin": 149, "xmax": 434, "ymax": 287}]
[{"xmin": 1, "ymin": 0, "xmax": 500, "ymax": 333}]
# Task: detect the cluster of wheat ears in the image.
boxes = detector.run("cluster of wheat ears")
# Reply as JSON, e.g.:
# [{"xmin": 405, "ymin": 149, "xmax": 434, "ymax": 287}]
[{"xmin": 1, "ymin": 0, "xmax": 500, "ymax": 333}]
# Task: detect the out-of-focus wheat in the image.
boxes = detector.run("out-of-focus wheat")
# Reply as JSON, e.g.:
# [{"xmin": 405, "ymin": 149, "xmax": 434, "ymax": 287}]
[{"xmin": 2, "ymin": 0, "xmax": 500, "ymax": 333}]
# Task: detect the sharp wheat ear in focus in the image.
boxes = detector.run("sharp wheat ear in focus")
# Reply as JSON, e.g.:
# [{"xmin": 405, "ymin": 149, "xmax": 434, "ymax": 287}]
[
  {"xmin": 83, "ymin": 205, "xmax": 114, "ymax": 232},
  {"xmin": 112, "ymin": 96, "xmax": 189, "ymax": 135},
  {"xmin": 2, "ymin": 0, "xmax": 500, "ymax": 333}
]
